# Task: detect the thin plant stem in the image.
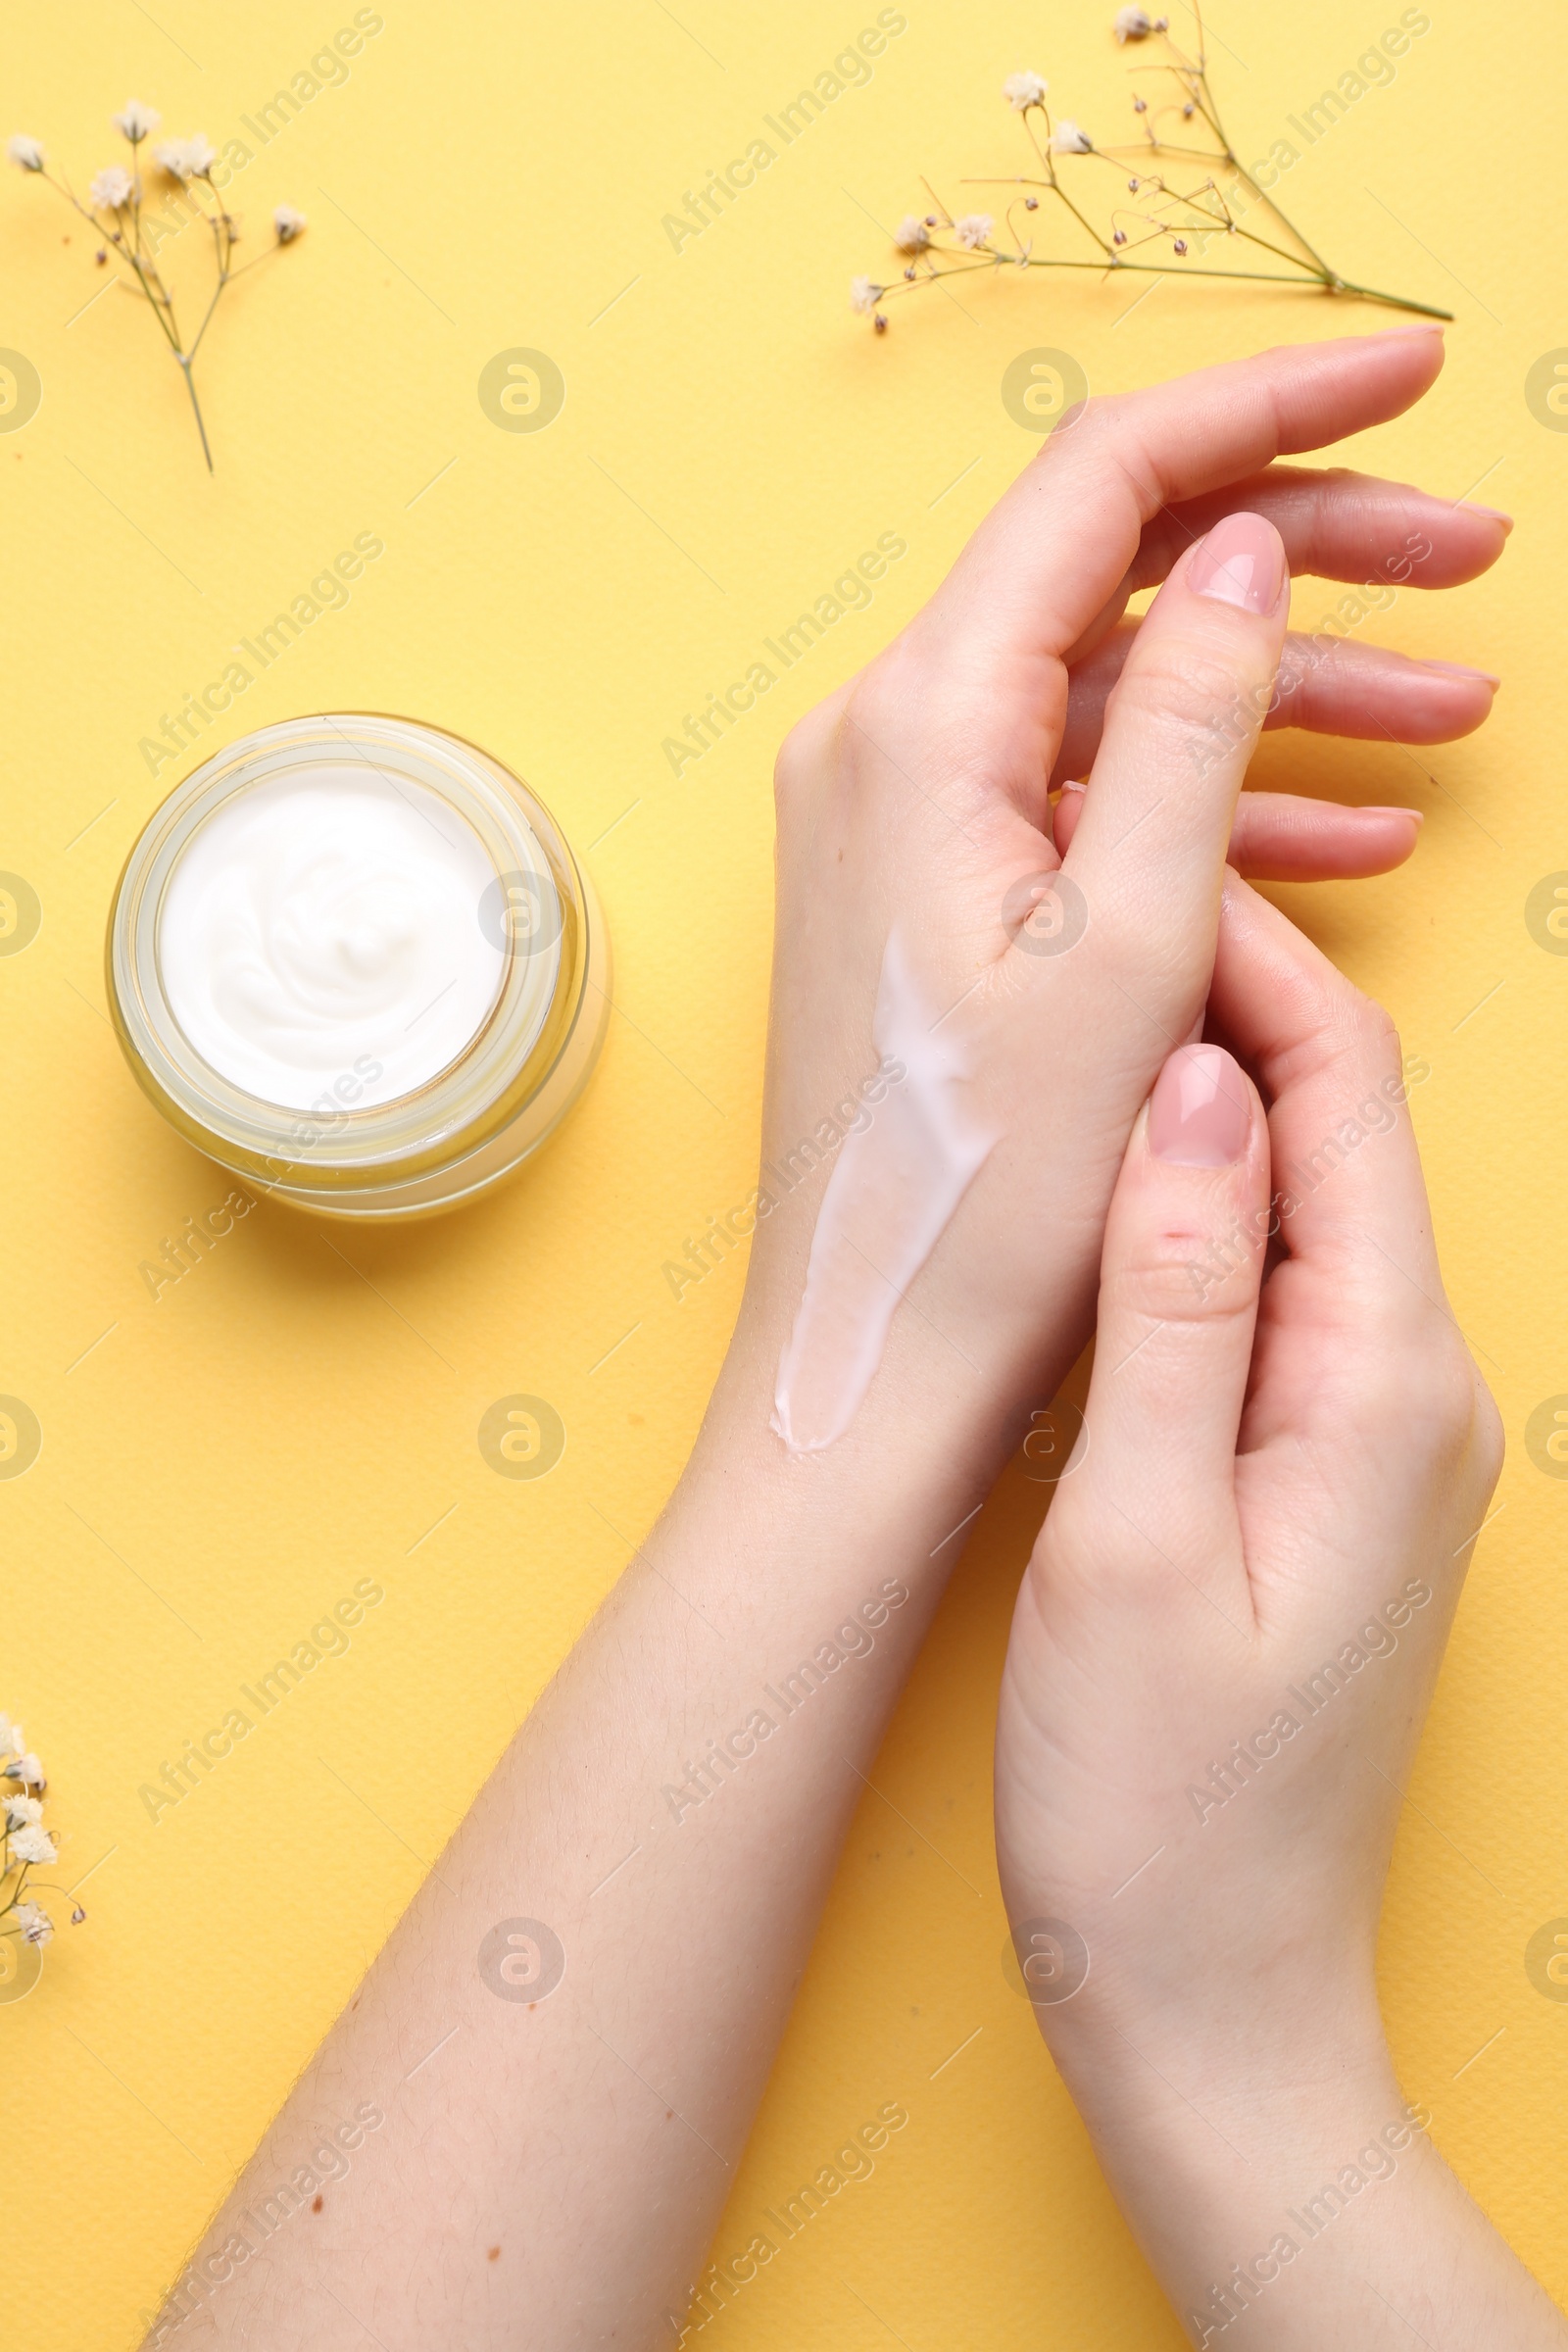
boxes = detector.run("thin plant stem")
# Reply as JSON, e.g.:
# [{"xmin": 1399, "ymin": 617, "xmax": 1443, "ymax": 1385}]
[
  {"xmin": 882, "ymin": 249, "xmax": 1449, "ymax": 318},
  {"xmin": 177, "ymin": 355, "xmax": 215, "ymax": 471}
]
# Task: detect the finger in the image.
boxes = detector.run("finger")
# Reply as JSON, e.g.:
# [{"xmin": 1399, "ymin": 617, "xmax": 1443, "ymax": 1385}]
[
  {"xmin": 1202, "ymin": 875, "xmax": 1499, "ymax": 1605},
  {"xmin": 1126, "ymin": 466, "xmax": 1508, "ymax": 602},
  {"xmin": 1204, "ymin": 873, "xmax": 1446, "ymax": 1305},
  {"xmin": 919, "ymin": 329, "xmax": 1446, "ymax": 677},
  {"xmin": 1054, "ymin": 622, "xmax": 1497, "ymax": 776},
  {"xmin": 1061, "ymin": 512, "xmax": 1288, "ymax": 944},
  {"xmin": 1062, "ymin": 1044, "xmax": 1268, "ymax": 1577},
  {"xmin": 1060, "ymin": 466, "xmax": 1509, "ymax": 669},
  {"xmin": 1054, "ymin": 780, "xmax": 1421, "ymax": 881},
  {"xmin": 1268, "ymin": 633, "xmax": 1498, "ymax": 741}
]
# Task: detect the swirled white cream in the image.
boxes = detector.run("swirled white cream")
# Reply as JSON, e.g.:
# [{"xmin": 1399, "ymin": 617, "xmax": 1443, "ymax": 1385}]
[
  {"xmin": 158, "ymin": 763, "xmax": 506, "ymax": 1110},
  {"xmin": 772, "ymin": 931, "xmax": 997, "ymax": 1454}
]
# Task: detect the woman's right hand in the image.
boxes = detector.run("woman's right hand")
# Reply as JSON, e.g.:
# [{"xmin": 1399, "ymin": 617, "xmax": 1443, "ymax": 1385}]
[{"xmin": 992, "ymin": 880, "xmax": 1563, "ymax": 2348}]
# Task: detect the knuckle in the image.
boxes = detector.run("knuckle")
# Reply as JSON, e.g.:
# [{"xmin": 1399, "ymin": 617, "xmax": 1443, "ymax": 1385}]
[
  {"xmin": 1106, "ymin": 1227, "xmax": 1260, "ymax": 1326},
  {"xmin": 1297, "ymin": 984, "xmax": 1401, "ymax": 1090},
  {"xmin": 1109, "ymin": 643, "xmax": 1267, "ymax": 763},
  {"xmin": 772, "ymin": 704, "xmax": 836, "ymax": 808},
  {"xmin": 771, "ymin": 738, "xmax": 807, "ymax": 813},
  {"xmin": 1472, "ymin": 1381, "xmax": 1506, "ymax": 1488},
  {"xmin": 845, "ymin": 654, "xmax": 919, "ymax": 748},
  {"xmin": 1346, "ymin": 989, "xmax": 1398, "ymax": 1058},
  {"xmin": 846, "ymin": 653, "xmax": 1030, "ymax": 813},
  {"xmin": 1389, "ymin": 1342, "xmax": 1486, "ymax": 1464}
]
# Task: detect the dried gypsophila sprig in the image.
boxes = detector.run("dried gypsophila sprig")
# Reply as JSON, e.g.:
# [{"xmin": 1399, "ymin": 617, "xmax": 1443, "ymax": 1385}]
[
  {"xmin": 8, "ymin": 104, "xmax": 307, "ymax": 469},
  {"xmin": 851, "ymin": 7, "xmax": 1450, "ymax": 331},
  {"xmin": 0, "ymin": 1710, "xmax": 84, "ymax": 1964}
]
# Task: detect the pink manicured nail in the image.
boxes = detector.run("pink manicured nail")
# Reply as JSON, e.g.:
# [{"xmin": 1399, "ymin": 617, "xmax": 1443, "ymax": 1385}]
[
  {"xmin": 1189, "ymin": 514, "xmax": 1286, "ymax": 616},
  {"xmin": 1420, "ymin": 659, "xmax": 1501, "ymax": 684},
  {"xmin": 1149, "ymin": 1045, "xmax": 1250, "ymax": 1166}
]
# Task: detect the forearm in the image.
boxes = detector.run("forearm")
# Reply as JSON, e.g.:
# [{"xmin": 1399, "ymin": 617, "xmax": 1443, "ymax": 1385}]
[
  {"xmin": 1048, "ymin": 2012, "xmax": 1567, "ymax": 2350},
  {"xmin": 146, "ymin": 1318, "xmax": 1036, "ymax": 2350}
]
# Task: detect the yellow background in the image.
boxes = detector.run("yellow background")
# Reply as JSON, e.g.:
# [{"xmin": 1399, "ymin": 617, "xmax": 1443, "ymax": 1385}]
[{"xmin": 4, "ymin": 2, "xmax": 1565, "ymax": 2343}]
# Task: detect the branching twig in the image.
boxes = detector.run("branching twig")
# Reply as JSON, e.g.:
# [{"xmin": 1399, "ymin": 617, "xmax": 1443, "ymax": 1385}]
[
  {"xmin": 851, "ymin": 9, "xmax": 1449, "ymax": 331},
  {"xmin": 9, "ymin": 104, "xmax": 308, "ymax": 469}
]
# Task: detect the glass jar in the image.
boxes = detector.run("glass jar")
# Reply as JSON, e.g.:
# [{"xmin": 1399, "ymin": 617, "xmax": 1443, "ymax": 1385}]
[{"xmin": 106, "ymin": 712, "xmax": 610, "ymax": 1221}]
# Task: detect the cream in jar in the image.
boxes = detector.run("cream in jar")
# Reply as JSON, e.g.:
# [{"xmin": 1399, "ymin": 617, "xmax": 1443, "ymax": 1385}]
[
  {"xmin": 108, "ymin": 715, "xmax": 609, "ymax": 1220},
  {"xmin": 157, "ymin": 763, "xmax": 509, "ymax": 1111}
]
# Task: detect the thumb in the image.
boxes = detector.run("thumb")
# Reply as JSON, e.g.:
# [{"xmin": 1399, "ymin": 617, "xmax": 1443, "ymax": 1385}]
[{"xmin": 1066, "ymin": 1044, "xmax": 1270, "ymax": 1582}]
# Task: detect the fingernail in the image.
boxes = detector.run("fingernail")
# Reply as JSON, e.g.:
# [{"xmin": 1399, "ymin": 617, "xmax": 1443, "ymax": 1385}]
[
  {"xmin": 1420, "ymin": 658, "xmax": 1501, "ymax": 685},
  {"xmin": 1462, "ymin": 504, "xmax": 1513, "ymax": 529},
  {"xmin": 1189, "ymin": 513, "xmax": 1286, "ymax": 616},
  {"xmin": 1149, "ymin": 1044, "xmax": 1250, "ymax": 1166},
  {"xmin": 1360, "ymin": 806, "xmax": 1425, "ymax": 824}
]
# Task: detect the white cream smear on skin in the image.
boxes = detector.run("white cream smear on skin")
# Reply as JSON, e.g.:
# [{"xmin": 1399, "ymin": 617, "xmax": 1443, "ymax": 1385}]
[
  {"xmin": 772, "ymin": 931, "xmax": 997, "ymax": 1455},
  {"xmin": 159, "ymin": 764, "xmax": 505, "ymax": 1110}
]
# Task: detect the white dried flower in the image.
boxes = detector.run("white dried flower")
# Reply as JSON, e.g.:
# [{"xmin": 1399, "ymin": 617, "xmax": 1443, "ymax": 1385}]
[
  {"xmin": 8, "ymin": 135, "xmax": 45, "ymax": 172},
  {"xmin": 0, "ymin": 1717, "xmax": 20, "ymax": 1757},
  {"xmin": 113, "ymin": 100, "xmax": 161, "ymax": 143},
  {"xmin": 15, "ymin": 1900, "xmax": 52, "ymax": 1947},
  {"xmin": 954, "ymin": 213, "xmax": 993, "ymax": 249},
  {"xmin": 1052, "ymin": 121, "xmax": 1094, "ymax": 154},
  {"xmin": 894, "ymin": 214, "xmax": 930, "ymax": 253},
  {"xmin": 5, "ymin": 1752, "xmax": 45, "ymax": 1789},
  {"xmin": 1003, "ymin": 72, "xmax": 1048, "ymax": 110},
  {"xmin": 273, "ymin": 204, "xmax": 307, "ymax": 243},
  {"xmin": 850, "ymin": 274, "xmax": 884, "ymax": 314},
  {"xmin": 90, "ymin": 165, "xmax": 133, "ymax": 211},
  {"xmin": 10, "ymin": 1825, "xmax": 55, "ymax": 1867},
  {"xmin": 4, "ymin": 1795, "xmax": 41, "ymax": 1831},
  {"xmin": 155, "ymin": 133, "xmax": 216, "ymax": 181}
]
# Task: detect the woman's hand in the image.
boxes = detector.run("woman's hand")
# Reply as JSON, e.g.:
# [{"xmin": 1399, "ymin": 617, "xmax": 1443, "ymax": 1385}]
[
  {"xmin": 993, "ymin": 881, "xmax": 1562, "ymax": 2348},
  {"xmin": 732, "ymin": 328, "xmax": 1505, "ymax": 1484}
]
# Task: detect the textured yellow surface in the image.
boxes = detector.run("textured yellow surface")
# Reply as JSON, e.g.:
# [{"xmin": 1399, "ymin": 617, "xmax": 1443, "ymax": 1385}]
[{"xmin": 3, "ymin": 3, "xmax": 1565, "ymax": 2344}]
